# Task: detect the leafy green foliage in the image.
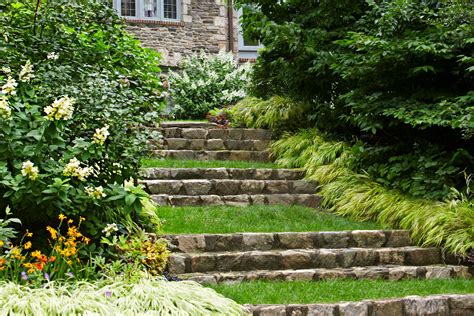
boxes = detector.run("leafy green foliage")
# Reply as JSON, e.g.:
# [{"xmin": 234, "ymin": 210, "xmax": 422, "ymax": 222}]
[
  {"xmin": 169, "ymin": 51, "xmax": 251, "ymax": 119},
  {"xmin": 272, "ymin": 129, "xmax": 474, "ymax": 255},
  {"xmin": 0, "ymin": 279, "xmax": 246, "ymax": 315},
  {"xmin": 0, "ymin": 0, "xmax": 165, "ymax": 237},
  {"xmin": 236, "ymin": 0, "xmax": 474, "ymax": 200}
]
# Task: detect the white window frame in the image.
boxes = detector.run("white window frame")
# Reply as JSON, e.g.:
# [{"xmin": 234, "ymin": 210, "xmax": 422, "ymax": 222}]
[
  {"xmin": 237, "ymin": 9, "xmax": 262, "ymax": 52},
  {"xmin": 113, "ymin": 0, "xmax": 181, "ymax": 21}
]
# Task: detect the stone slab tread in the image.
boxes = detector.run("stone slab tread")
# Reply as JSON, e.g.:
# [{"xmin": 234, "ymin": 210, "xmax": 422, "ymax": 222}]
[
  {"xmin": 143, "ymin": 179, "xmax": 317, "ymax": 195},
  {"xmin": 140, "ymin": 168, "xmax": 305, "ymax": 180},
  {"xmin": 166, "ymin": 230, "xmax": 413, "ymax": 253},
  {"xmin": 151, "ymin": 138, "xmax": 271, "ymax": 151},
  {"xmin": 177, "ymin": 265, "xmax": 472, "ymax": 284},
  {"xmin": 157, "ymin": 127, "xmax": 272, "ymax": 140},
  {"xmin": 152, "ymin": 150, "xmax": 271, "ymax": 162},
  {"xmin": 168, "ymin": 246, "xmax": 446, "ymax": 274},
  {"xmin": 244, "ymin": 294, "xmax": 474, "ymax": 316},
  {"xmin": 151, "ymin": 194, "xmax": 321, "ymax": 208}
]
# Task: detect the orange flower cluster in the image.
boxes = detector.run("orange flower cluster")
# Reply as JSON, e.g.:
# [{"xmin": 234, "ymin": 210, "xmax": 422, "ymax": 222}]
[
  {"xmin": 0, "ymin": 214, "xmax": 91, "ymax": 278},
  {"xmin": 51, "ymin": 214, "xmax": 90, "ymax": 261}
]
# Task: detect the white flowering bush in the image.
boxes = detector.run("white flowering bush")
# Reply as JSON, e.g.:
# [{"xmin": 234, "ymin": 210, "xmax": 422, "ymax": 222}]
[
  {"xmin": 0, "ymin": 0, "xmax": 165, "ymax": 238},
  {"xmin": 169, "ymin": 50, "xmax": 252, "ymax": 119}
]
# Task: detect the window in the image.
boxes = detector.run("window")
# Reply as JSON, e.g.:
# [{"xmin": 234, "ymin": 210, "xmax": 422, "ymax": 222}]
[
  {"xmin": 237, "ymin": 8, "xmax": 262, "ymax": 59},
  {"xmin": 113, "ymin": 0, "xmax": 180, "ymax": 21}
]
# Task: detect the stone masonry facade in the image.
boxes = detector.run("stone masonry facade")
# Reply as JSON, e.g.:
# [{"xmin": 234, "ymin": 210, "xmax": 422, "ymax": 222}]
[{"xmin": 124, "ymin": 0, "xmax": 239, "ymax": 67}]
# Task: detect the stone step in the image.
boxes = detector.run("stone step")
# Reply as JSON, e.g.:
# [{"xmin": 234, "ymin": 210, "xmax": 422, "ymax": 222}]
[
  {"xmin": 151, "ymin": 194, "xmax": 321, "ymax": 208},
  {"xmin": 244, "ymin": 294, "xmax": 474, "ymax": 316},
  {"xmin": 151, "ymin": 138, "xmax": 271, "ymax": 151},
  {"xmin": 177, "ymin": 265, "xmax": 472, "ymax": 284},
  {"xmin": 160, "ymin": 122, "xmax": 218, "ymax": 129},
  {"xmin": 168, "ymin": 247, "xmax": 445, "ymax": 274},
  {"xmin": 166, "ymin": 231, "xmax": 413, "ymax": 253},
  {"xmin": 158, "ymin": 127, "xmax": 272, "ymax": 141},
  {"xmin": 152, "ymin": 150, "xmax": 271, "ymax": 162},
  {"xmin": 140, "ymin": 168, "xmax": 304, "ymax": 181},
  {"xmin": 143, "ymin": 179, "xmax": 317, "ymax": 195}
]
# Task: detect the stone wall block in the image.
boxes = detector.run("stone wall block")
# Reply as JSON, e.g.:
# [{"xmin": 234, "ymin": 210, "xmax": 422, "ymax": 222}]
[
  {"xmin": 242, "ymin": 233, "xmax": 274, "ymax": 251},
  {"xmin": 181, "ymin": 128, "xmax": 209, "ymax": 139},
  {"xmin": 182, "ymin": 180, "xmax": 212, "ymax": 195},
  {"xmin": 215, "ymin": 180, "xmax": 242, "ymax": 195},
  {"xmin": 241, "ymin": 180, "xmax": 266, "ymax": 194},
  {"xmin": 403, "ymin": 296, "xmax": 449, "ymax": 316},
  {"xmin": 351, "ymin": 230, "xmax": 386, "ymax": 248},
  {"xmin": 206, "ymin": 139, "xmax": 225, "ymax": 150}
]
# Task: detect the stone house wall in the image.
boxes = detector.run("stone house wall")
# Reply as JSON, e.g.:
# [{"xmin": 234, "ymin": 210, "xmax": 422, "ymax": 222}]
[{"xmin": 124, "ymin": 0, "xmax": 240, "ymax": 67}]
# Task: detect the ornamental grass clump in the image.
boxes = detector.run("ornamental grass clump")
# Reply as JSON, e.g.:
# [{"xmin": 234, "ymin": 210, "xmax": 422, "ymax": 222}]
[
  {"xmin": 272, "ymin": 129, "xmax": 474, "ymax": 256},
  {"xmin": 0, "ymin": 278, "xmax": 247, "ymax": 315}
]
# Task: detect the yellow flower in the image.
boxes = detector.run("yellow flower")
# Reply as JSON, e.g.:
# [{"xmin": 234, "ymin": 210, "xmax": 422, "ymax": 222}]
[
  {"xmin": 79, "ymin": 216, "xmax": 85, "ymax": 222},
  {"xmin": 82, "ymin": 237, "xmax": 91, "ymax": 244},
  {"xmin": 44, "ymin": 95, "xmax": 75, "ymax": 121},
  {"xmin": 46, "ymin": 226, "xmax": 57, "ymax": 240},
  {"xmin": 68, "ymin": 219, "xmax": 73, "ymax": 224},
  {"xmin": 23, "ymin": 241, "xmax": 32, "ymax": 250},
  {"xmin": 0, "ymin": 240, "xmax": 4, "ymax": 248},
  {"xmin": 25, "ymin": 230, "xmax": 33, "ymax": 238},
  {"xmin": 31, "ymin": 250, "xmax": 41, "ymax": 259},
  {"xmin": 58, "ymin": 214, "xmax": 66, "ymax": 221},
  {"xmin": 92, "ymin": 125, "xmax": 110, "ymax": 145}
]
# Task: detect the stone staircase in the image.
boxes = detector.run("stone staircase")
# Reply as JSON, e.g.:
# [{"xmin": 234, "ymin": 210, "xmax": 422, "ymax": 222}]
[
  {"xmin": 141, "ymin": 167, "xmax": 320, "ymax": 207},
  {"xmin": 144, "ymin": 122, "xmax": 320, "ymax": 207},
  {"xmin": 167, "ymin": 230, "xmax": 471, "ymax": 284},
  {"xmin": 150, "ymin": 122, "xmax": 272, "ymax": 162},
  {"xmin": 147, "ymin": 122, "xmax": 472, "ymax": 313}
]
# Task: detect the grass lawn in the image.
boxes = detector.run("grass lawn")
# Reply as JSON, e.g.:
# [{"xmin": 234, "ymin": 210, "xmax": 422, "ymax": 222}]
[
  {"xmin": 158, "ymin": 205, "xmax": 381, "ymax": 234},
  {"xmin": 142, "ymin": 158, "xmax": 279, "ymax": 169},
  {"xmin": 208, "ymin": 279, "xmax": 474, "ymax": 304}
]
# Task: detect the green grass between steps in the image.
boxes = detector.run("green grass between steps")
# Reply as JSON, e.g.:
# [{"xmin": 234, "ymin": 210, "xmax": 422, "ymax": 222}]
[
  {"xmin": 208, "ymin": 279, "xmax": 474, "ymax": 305},
  {"xmin": 142, "ymin": 158, "xmax": 279, "ymax": 169},
  {"xmin": 158, "ymin": 205, "xmax": 380, "ymax": 234}
]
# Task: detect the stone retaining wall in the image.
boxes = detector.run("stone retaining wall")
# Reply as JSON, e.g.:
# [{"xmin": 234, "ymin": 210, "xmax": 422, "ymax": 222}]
[{"xmin": 245, "ymin": 294, "xmax": 474, "ymax": 316}]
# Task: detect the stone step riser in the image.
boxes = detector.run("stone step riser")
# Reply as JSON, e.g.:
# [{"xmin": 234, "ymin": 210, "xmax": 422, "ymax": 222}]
[
  {"xmin": 169, "ymin": 247, "xmax": 444, "ymax": 274},
  {"xmin": 140, "ymin": 168, "xmax": 304, "ymax": 181},
  {"xmin": 245, "ymin": 294, "xmax": 474, "ymax": 316},
  {"xmin": 179, "ymin": 265, "xmax": 472, "ymax": 284},
  {"xmin": 151, "ymin": 138, "xmax": 271, "ymax": 151},
  {"xmin": 167, "ymin": 231, "xmax": 412, "ymax": 253},
  {"xmin": 158, "ymin": 128, "xmax": 272, "ymax": 141},
  {"xmin": 144, "ymin": 180, "xmax": 317, "ymax": 195},
  {"xmin": 151, "ymin": 194, "xmax": 321, "ymax": 208},
  {"xmin": 152, "ymin": 150, "xmax": 271, "ymax": 162}
]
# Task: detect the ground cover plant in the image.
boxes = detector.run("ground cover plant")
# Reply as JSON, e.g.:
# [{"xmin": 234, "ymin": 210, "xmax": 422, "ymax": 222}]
[
  {"xmin": 0, "ymin": 278, "xmax": 246, "ymax": 315},
  {"xmin": 209, "ymin": 279, "xmax": 474, "ymax": 305},
  {"xmin": 234, "ymin": 0, "xmax": 474, "ymax": 256},
  {"xmin": 157, "ymin": 205, "xmax": 380, "ymax": 234},
  {"xmin": 169, "ymin": 50, "xmax": 252, "ymax": 119},
  {"xmin": 142, "ymin": 158, "xmax": 279, "ymax": 169}
]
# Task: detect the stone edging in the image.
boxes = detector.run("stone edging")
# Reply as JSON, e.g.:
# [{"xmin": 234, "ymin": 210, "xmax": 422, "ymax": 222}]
[{"xmin": 244, "ymin": 294, "xmax": 474, "ymax": 316}]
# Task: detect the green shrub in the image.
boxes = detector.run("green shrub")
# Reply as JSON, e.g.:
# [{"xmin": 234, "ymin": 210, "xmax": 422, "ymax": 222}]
[
  {"xmin": 235, "ymin": 0, "xmax": 474, "ymax": 200},
  {"xmin": 169, "ymin": 50, "xmax": 251, "ymax": 119},
  {"xmin": 0, "ymin": 278, "xmax": 246, "ymax": 315},
  {"xmin": 0, "ymin": 0, "xmax": 165, "ymax": 237},
  {"xmin": 272, "ymin": 129, "xmax": 474, "ymax": 256},
  {"xmin": 230, "ymin": 96, "xmax": 310, "ymax": 132}
]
